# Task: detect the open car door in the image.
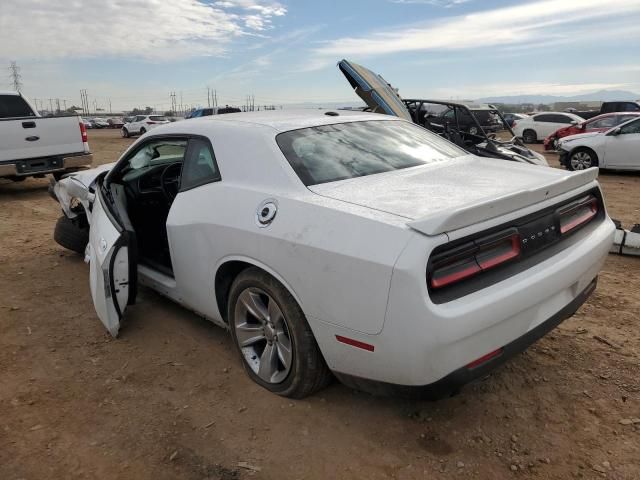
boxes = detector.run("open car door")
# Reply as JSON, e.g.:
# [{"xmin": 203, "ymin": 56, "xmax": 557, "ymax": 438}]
[
  {"xmin": 338, "ymin": 59, "xmax": 412, "ymax": 122},
  {"xmin": 87, "ymin": 182, "xmax": 135, "ymax": 337}
]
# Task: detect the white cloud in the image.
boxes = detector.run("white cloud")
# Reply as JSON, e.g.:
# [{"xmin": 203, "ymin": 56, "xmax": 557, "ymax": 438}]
[
  {"xmin": 0, "ymin": 0, "xmax": 287, "ymax": 61},
  {"xmin": 390, "ymin": 0, "xmax": 471, "ymax": 7},
  {"xmin": 305, "ymin": 0, "xmax": 640, "ymax": 70}
]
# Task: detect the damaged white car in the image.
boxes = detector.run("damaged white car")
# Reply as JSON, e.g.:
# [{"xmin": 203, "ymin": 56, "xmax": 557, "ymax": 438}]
[{"xmin": 51, "ymin": 110, "xmax": 614, "ymax": 398}]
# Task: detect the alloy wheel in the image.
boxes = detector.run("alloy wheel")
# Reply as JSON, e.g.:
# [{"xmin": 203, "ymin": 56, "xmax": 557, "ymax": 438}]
[
  {"xmin": 233, "ymin": 287, "xmax": 293, "ymax": 384},
  {"xmin": 570, "ymin": 151, "xmax": 592, "ymax": 170}
]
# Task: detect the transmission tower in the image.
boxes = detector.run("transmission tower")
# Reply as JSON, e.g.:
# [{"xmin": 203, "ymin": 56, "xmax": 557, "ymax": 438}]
[{"xmin": 8, "ymin": 61, "xmax": 22, "ymax": 92}]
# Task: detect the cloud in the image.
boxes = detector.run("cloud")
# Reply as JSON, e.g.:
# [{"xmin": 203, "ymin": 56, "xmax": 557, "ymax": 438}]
[
  {"xmin": 0, "ymin": 0, "xmax": 287, "ymax": 61},
  {"xmin": 390, "ymin": 0, "xmax": 471, "ymax": 7},
  {"xmin": 304, "ymin": 0, "xmax": 640, "ymax": 70}
]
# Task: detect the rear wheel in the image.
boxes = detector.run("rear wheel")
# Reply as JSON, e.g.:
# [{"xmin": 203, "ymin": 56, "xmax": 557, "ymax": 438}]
[
  {"xmin": 228, "ymin": 267, "xmax": 331, "ymax": 398},
  {"xmin": 53, "ymin": 215, "xmax": 89, "ymax": 254},
  {"xmin": 522, "ymin": 129, "xmax": 537, "ymax": 143},
  {"xmin": 139, "ymin": 127, "xmax": 146, "ymax": 135},
  {"xmin": 568, "ymin": 148, "xmax": 598, "ymax": 170},
  {"xmin": 121, "ymin": 128, "xmax": 129, "ymax": 138}
]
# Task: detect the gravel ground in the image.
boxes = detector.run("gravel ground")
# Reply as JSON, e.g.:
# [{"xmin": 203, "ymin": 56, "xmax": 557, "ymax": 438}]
[{"xmin": 0, "ymin": 129, "xmax": 638, "ymax": 480}]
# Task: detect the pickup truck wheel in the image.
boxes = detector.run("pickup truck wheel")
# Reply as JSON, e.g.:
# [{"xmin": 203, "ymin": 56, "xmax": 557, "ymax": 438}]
[
  {"xmin": 53, "ymin": 215, "xmax": 89, "ymax": 254},
  {"xmin": 228, "ymin": 267, "xmax": 332, "ymax": 398},
  {"xmin": 568, "ymin": 148, "xmax": 598, "ymax": 171},
  {"xmin": 121, "ymin": 128, "xmax": 129, "ymax": 138},
  {"xmin": 522, "ymin": 129, "xmax": 537, "ymax": 143}
]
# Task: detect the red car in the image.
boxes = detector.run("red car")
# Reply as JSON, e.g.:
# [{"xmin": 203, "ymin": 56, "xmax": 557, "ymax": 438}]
[{"xmin": 544, "ymin": 112, "xmax": 640, "ymax": 150}]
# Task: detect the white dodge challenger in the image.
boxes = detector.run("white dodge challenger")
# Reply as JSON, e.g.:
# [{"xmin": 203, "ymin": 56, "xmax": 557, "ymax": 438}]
[{"xmin": 51, "ymin": 110, "xmax": 615, "ymax": 398}]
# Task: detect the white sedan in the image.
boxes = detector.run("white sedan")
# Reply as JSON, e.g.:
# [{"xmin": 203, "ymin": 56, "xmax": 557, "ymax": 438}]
[
  {"xmin": 558, "ymin": 116, "xmax": 640, "ymax": 170},
  {"xmin": 51, "ymin": 110, "xmax": 614, "ymax": 398}
]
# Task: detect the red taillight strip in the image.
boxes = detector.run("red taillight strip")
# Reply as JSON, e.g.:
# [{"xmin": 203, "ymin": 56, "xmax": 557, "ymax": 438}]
[
  {"xmin": 476, "ymin": 234, "xmax": 521, "ymax": 270},
  {"xmin": 466, "ymin": 348, "xmax": 503, "ymax": 369},
  {"xmin": 335, "ymin": 335, "xmax": 375, "ymax": 352},
  {"xmin": 559, "ymin": 198, "xmax": 598, "ymax": 234},
  {"xmin": 430, "ymin": 262, "xmax": 481, "ymax": 289}
]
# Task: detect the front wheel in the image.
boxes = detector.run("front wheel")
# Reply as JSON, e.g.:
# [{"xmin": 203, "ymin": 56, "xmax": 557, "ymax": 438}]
[
  {"xmin": 53, "ymin": 215, "xmax": 89, "ymax": 254},
  {"xmin": 568, "ymin": 148, "xmax": 598, "ymax": 171},
  {"xmin": 228, "ymin": 268, "xmax": 331, "ymax": 398}
]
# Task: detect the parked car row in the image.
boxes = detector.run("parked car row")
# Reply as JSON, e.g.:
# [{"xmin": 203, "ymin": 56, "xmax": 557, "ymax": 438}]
[{"xmin": 82, "ymin": 117, "xmax": 125, "ymax": 129}]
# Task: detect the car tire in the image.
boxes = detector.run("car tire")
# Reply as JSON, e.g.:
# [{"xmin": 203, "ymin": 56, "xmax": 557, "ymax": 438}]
[
  {"xmin": 522, "ymin": 129, "xmax": 537, "ymax": 143},
  {"xmin": 122, "ymin": 128, "xmax": 129, "ymax": 138},
  {"xmin": 228, "ymin": 267, "xmax": 332, "ymax": 398},
  {"xmin": 139, "ymin": 127, "xmax": 146, "ymax": 135},
  {"xmin": 568, "ymin": 148, "xmax": 599, "ymax": 171},
  {"xmin": 53, "ymin": 215, "xmax": 89, "ymax": 254}
]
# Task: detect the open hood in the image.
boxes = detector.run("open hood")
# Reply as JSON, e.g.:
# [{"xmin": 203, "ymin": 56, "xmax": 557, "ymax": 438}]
[{"xmin": 338, "ymin": 59, "xmax": 412, "ymax": 121}]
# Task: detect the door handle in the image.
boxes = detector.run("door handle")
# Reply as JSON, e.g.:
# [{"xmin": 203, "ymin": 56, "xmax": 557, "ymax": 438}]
[
  {"xmin": 22, "ymin": 121, "xmax": 36, "ymax": 128},
  {"xmin": 25, "ymin": 136, "xmax": 40, "ymax": 142}
]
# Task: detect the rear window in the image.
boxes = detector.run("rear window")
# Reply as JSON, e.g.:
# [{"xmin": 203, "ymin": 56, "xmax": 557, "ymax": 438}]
[
  {"xmin": 0, "ymin": 94, "xmax": 35, "ymax": 118},
  {"xmin": 277, "ymin": 120, "xmax": 466, "ymax": 186},
  {"xmin": 149, "ymin": 115, "xmax": 167, "ymax": 121}
]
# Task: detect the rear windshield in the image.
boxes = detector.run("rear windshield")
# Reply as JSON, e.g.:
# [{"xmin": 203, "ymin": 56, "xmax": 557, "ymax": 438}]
[
  {"xmin": 149, "ymin": 115, "xmax": 167, "ymax": 121},
  {"xmin": 277, "ymin": 120, "xmax": 466, "ymax": 186},
  {"xmin": 0, "ymin": 94, "xmax": 35, "ymax": 118}
]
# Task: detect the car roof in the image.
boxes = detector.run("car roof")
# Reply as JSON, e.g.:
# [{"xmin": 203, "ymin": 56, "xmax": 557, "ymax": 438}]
[
  {"xmin": 175, "ymin": 109, "xmax": 398, "ymax": 133},
  {"xmin": 0, "ymin": 90, "xmax": 21, "ymax": 96}
]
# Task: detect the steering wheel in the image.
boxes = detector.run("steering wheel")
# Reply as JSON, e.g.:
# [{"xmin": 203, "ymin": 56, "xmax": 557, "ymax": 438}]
[{"xmin": 160, "ymin": 162, "xmax": 182, "ymax": 202}]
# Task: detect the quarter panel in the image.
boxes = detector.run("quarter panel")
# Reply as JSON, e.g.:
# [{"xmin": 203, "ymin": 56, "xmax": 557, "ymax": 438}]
[{"xmin": 166, "ymin": 183, "xmax": 412, "ymax": 334}]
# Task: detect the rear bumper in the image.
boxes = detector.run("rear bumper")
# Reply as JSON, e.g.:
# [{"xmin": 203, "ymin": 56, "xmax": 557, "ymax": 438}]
[
  {"xmin": 335, "ymin": 277, "xmax": 596, "ymax": 399},
  {"xmin": 0, "ymin": 153, "xmax": 93, "ymax": 178}
]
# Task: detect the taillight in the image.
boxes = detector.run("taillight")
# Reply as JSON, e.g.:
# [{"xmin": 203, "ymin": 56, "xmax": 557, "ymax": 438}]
[
  {"xmin": 430, "ymin": 229, "xmax": 521, "ymax": 289},
  {"xmin": 79, "ymin": 121, "xmax": 87, "ymax": 142},
  {"xmin": 558, "ymin": 195, "xmax": 598, "ymax": 235},
  {"xmin": 146, "ymin": 121, "xmax": 155, "ymax": 125}
]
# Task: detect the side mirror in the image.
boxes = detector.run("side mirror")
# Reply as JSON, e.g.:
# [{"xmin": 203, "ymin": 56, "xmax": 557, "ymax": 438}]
[{"xmin": 570, "ymin": 120, "xmax": 579, "ymax": 125}]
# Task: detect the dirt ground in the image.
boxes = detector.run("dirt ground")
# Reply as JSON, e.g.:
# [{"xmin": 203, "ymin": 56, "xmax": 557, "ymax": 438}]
[{"xmin": 1, "ymin": 129, "xmax": 638, "ymax": 480}]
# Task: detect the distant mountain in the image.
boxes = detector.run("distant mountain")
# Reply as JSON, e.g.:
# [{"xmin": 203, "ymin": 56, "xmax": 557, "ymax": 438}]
[{"xmin": 477, "ymin": 90, "xmax": 640, "ymax": 105}]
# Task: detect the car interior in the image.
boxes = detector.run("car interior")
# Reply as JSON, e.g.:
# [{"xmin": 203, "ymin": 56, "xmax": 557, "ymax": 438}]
[{"xmin": 104, "ymin": 137, "xmax": 220, "ymax": 276}]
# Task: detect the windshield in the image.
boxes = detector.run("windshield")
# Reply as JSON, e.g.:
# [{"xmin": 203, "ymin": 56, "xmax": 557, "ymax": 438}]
[{"xmin": 276, "ymin": 120, "xmax": 466, "ymax": 186}]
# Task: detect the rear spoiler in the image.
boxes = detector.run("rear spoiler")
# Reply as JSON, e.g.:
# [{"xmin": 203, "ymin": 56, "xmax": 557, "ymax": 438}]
[{"xmin": 408, "ymin": 168, "xmax": 599, "ymax": 236}]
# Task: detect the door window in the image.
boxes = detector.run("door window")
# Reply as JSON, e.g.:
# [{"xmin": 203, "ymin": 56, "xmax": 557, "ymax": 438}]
[
  {"xmin": 589, "ymin": 116, "xmax": 617, "ymax": 129},
  {"xmin": 619, "ymin": 118, "xmax": 640, "ymax": 134},
  {"xmin": 533, "ymin": 114, "xmax": 555, "ymax": 123},
  {"xmin": 180, "ymin": 138, "xmax": 221, "ymax": 191}
]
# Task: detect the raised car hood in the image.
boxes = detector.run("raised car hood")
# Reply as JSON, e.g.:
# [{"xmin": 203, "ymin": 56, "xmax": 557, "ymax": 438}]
[
  {"xmin": 309, "ymin": 157, "xmax": 598, "ymax": 236},
  {"xmin": 338, "ymin": 59, "xmax": 412, "ymax": 121}
]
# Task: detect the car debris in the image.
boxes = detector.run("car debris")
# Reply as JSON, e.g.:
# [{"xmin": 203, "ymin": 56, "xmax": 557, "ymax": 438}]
[
  {"xmin": 610, "ymin": 219, "xmax": 640, "ymax": 256},
  {"xmin": 338, "ymin": 59, "xmax": 548, "ymax": 166}
]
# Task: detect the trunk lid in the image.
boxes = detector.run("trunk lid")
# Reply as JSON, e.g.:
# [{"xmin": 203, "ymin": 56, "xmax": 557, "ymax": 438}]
[
  {"xmin": 308, "ymin": 157, "xmax": 598, "ymax": 236},
  {"xmin": 338, "ymin": 59, "xmax": 412, "ymax": 122}
]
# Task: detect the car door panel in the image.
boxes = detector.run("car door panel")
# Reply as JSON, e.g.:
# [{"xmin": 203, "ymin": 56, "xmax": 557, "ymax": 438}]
[
  {"xmin": 604, "ymin": 134, "xmax": 640, "ymax": 168},
  {"xmin": 87, "ymin": 188, "xmax": 132, "ymax": 337}
]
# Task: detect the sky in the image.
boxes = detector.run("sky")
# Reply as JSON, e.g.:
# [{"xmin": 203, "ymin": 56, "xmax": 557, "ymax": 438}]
[{"xmin": 1, "ymin": 0, "xmax": 639, "ymax": 112}]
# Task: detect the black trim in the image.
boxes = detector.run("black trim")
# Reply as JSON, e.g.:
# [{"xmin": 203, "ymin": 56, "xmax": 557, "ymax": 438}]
[
  {"xmin": 427, "ymin": 188, "xmax": 604, "ymax": 304},
  {"xmin": 334, "ymin": 277, "xmax": 597, "ymax": 400}
]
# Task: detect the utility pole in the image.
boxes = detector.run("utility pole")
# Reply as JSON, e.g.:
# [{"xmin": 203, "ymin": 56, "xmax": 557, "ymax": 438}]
[
  {"xmin": 207, "ymin": 87, "xmax": 211, "ymax": 108},
  {"xmin": 49, "ymin": 98, "xmax": 53, "ymax": 113},
  {"xmin": 8, "ymin": 61, "xmax": 22, "ymax": 92},
  {"xmin": 108, "ymin": 99, "xmax": 112, "ymax": 114}
]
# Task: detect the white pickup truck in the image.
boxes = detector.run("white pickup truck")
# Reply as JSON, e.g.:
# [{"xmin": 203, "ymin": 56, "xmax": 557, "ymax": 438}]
[{"xmin": 0, "ymin": 91, "xmax": 92, "ymax": 181}]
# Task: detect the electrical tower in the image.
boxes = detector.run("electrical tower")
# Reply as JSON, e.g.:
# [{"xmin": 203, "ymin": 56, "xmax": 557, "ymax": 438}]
[{"xmin": 8, "ymin": 61, "xmax": 22, "ymax": 92}]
